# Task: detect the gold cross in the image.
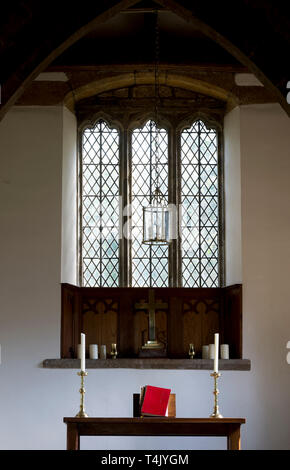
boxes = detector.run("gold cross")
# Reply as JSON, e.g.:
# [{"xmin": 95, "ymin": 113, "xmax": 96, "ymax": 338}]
[{"xmin": 135, "ymin": 289, "xmax": 168, "ymax": 342}]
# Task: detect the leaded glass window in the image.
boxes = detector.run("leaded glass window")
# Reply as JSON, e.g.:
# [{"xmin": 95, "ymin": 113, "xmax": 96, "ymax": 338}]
[
  {"xmin": 131, "ymin": 120, "xmax": 169, "ymax": 287},
  {"xmin": 80, "ymin": 116, "xmax": 223, "ymax": 288},
  {"xmin": 180, "ymin": 120, "xmax": 219, "ymax": 287},
  {"xmin": 81, "ymin": 120, "xmax": 120, "ymax": 287}
]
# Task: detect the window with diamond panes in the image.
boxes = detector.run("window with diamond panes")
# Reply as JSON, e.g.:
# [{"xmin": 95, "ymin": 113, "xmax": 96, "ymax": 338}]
[
  {"xmin": 81, "ymin": 120, "xmax": 120, "ymax": 287},
  {"xmin": 180, "ymin": 120, "xmax": 219, "ymax": 287},
  {"xmin": 131, "ymin": 120, "xmax": 169, "ymax": 287}
]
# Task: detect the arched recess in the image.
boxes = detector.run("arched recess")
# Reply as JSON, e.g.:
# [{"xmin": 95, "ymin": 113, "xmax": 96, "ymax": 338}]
[
  {"xmin": 64, "ymin": 72, "xmax": 238, "ymax": 112},
  {"xmin": 62, "ymin": 78, "xmax": 242, "ymax": 288},
  {"xmin": 78, "ymin": 111, "xmax": 124, "ymax": 135},
  {"xmin": 0, "ymin": 0, "xmax": 289, "ymax": 121}
]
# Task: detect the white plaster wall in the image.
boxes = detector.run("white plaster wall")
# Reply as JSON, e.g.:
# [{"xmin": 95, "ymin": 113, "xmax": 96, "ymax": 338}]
[
  {"xmin": 61, "ymin": 107, "xmax": 77, "ymax": 284},
  {"xmin": 240, "ymin": 104, "xmax": 290, "ymax": 449},
  {"xmin": 224, "ymin": 106, "xmax": 242, "ymax": 285},
  {"xmin": 0, "ymin": 104, "xmax": 289, "ymax": 449}
]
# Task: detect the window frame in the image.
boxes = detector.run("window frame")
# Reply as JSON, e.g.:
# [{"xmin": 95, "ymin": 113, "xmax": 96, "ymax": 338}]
[
  {"xmin": 78, "ymin": 114, "xmax": 124, "ymax": 287},
  {"xmin": 78, "ymin": 112, "xmax": 224, "ymax": 288},
  {"xmin": 128, "ymin": 114, "xmax": 173, "ymax": 288},
  {"xmin": 176, "ymin": 115, "xmax": 225, "ymax": 287}
]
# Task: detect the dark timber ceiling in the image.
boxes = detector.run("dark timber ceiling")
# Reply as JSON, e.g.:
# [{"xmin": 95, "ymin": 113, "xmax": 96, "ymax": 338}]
[
  {"xmin": 52, "ymin": 9, "xmax": 240, "ymax": 66},
  {"xmin": 0, "ymin": 0, "xmax": 289, "ymax": 118}
]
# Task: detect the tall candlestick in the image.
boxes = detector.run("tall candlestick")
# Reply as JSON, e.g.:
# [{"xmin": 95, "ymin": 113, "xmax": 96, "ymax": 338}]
[
  {"xmin": 75, "ymin": 370, "xmax": 88, "ymax": 418},
  {"xmin": 214, "ymin": 333, "xmax": 219, "ymax": 373},
  {"xmin": 81, "ymin": 333, "xmax": 86, "ymax": 372},
  {"xmin": 210, "ymin": 371, "xmax": 223, "ymax": 418}
]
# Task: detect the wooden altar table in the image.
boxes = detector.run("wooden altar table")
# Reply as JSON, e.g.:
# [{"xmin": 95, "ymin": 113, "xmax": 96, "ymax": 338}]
[{"xmin": 64, "ymin": 417, "xmax": 245, "ymax": 450}]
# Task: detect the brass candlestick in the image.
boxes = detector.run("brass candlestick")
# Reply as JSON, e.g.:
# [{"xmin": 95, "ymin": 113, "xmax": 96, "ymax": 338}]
[
  {"xmin": 210, "ymin": 372, "xmax": 223, "ymax": 418},
  {"xmin": 75, "ymin": 370, "xmax": 88, "ymax": 418},
  {"xmin": 188, "ymin": 343, "xmax": 195, "ymax": 359},
  {"xmin": 110, "ymin": 343, "xmax": 118, "ymax": 359}
]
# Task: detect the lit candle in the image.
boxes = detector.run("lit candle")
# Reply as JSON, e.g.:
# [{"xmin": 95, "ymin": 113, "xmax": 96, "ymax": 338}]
[
  {"xmin": 156, "ymin": 217, "xmax": 160, "ymax": 239},
  {"xmin": 148, "ymin": 224, "xmax": 153, "ymax": 240},
  {"xmin": 214, "ymin": 333, "xmax": 219, "ymax": 373},
  {"xmin": 161, "ymin": 208, "xmax": 165, "ymax": 239},
  {"xmin": 150, "ymin": 211, "xmax": 154, "ymax": 239},
  {"xmin": 81, "ymin": 333, "xmax": 86, "ymax": 372}
]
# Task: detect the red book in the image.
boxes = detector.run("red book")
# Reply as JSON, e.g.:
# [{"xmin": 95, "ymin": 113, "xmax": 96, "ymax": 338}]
[{"xmin": 140, "ymin": 385, "xmax": 171, "ymax": 417}]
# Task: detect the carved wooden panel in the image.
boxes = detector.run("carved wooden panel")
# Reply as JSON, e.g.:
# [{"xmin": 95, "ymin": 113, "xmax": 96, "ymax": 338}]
[
  {"xmin": 61, "ymin": 284, "xmax": 243, "ymax": 359},
  {"xmin": 82, "ymin": 298, "xmax": 118, "ymax": 356},
  {"xmin": 132, "ymin": 309, "xmax": 148, "ymax": 354},
  {"xmin": 133, "ymin": 305, "xmax": 167, "ymax": 354},
  {"xmin": 223, "ymin": 285, "xmax": 242, "ymax": 359},
  {"xmin": 183, "ymin": 299, "xmax": 220, "ymax": 356}
]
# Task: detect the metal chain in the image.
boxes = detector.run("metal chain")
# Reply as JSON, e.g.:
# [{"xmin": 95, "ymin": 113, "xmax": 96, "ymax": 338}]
[{"xmin": 153, "ymin": 10, "xmax": 160, "ymax": 196}]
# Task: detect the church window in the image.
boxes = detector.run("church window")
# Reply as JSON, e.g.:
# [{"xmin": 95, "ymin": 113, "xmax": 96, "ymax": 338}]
[
  {"xmin": 80, "ymin": 117, "xmax": 223, "ymax": 287},
  {"xmin": 131, "ymin": 120, "xmax": 169, "ymax": 287},
  {"xmin": 81, "ymin": 120, "xmax": 120, "ymax": 287},
  {"xmin": 180, "ymin": 120, "xmax": 220, "ymax": 287}
]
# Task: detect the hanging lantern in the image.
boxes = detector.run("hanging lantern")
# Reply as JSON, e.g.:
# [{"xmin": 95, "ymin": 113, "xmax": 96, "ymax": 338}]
[
  {"xmin": 142, "ymin": 12, "xmax": 171, "ymax": 245},
  {"xmin": 143, "ymin": 188, "xmax": 170, "ymax": 244}
]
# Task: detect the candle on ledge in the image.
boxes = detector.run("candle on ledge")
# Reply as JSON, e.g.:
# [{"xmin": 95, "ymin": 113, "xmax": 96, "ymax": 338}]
[
  {"xmin": 214, "ymin": 333, "xmax": 219, "ymax": 373},
  {"xmin": 80, "ymin": 333, "xmax": 86, "ymax": 372},
  {"xmin": 208, "ymin": 344, "xmax": 215, "ymax": 359},
  {"xmin": 220, "ymin": 344, "xmax": 229, "ymax": 360}
]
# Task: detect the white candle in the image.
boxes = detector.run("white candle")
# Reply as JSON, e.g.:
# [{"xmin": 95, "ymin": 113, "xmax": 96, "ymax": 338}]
[
  {"xmin": 148, "ymin": 224, "xmax": 153, "ymax": 240},
  {"xmin": 214, "ymin": 333, "xmax": 219, "ymax": 373},
  {"xmin": 80, "ymin": 333, "xmax": 86, "ymax": 372},
  {"xmin": 161, "ymin": 208, "xmax": 165, "ymax": 239},
  {"xmin": 150, "ymin": 211, "xmax": 154, "ymax": 239},
  {"xmin": 100, "ymin": 344, "xmax": 107, "ymax": 360},
  {"xmin": 89, "ymin": 344, "xmax": 98, "ymax": 359},
  {"xmin": 202, "ymin": 345, "xmax": 209, "ymax": 359},
  {"xmin": 208, "ymin": 344, "xmax": 215, "ymax": 359},
  {"xmin": 220, "ymin": 344, "xmax": 229, "ymax": 359}
]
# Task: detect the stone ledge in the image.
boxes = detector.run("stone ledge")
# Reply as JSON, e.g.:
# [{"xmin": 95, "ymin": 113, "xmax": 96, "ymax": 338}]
[{"xmin": 42, "ymin": 358, "xmax": 251, "ymax": 371}]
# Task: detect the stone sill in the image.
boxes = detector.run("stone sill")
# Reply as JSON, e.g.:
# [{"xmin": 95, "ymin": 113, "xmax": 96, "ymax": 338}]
[{"xmin": 42, "ymin": 358, "xmax": 251, "ymax": 371}]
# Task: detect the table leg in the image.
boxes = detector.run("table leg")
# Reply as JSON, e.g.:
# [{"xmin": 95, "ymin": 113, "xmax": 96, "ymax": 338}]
[
  {"xmin": 227, "ymin": 425, "xmax": 241, "ymax": 450},
  {"xmin": 67, "ymin": 423, "xmax": 80, "ymax": 450}
]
